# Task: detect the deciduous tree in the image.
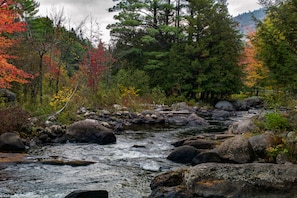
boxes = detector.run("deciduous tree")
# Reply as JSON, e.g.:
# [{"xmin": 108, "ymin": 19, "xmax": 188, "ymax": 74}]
[{"xmin": 0, "ymin": 0, "xmax": 34, "ymax": 88}]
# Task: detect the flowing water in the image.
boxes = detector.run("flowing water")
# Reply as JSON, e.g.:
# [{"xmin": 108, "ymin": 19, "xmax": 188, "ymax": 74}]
[{"xmin": 0, "ymin": 121, "xmax": 231, "ymax": 198}]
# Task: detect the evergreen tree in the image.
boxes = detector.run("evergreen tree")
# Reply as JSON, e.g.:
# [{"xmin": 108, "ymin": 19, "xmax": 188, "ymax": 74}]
[
  {"xmin": 184, "ymin": 0, "xmax": 243, "ymax": 99},
  {"xmin": 255, "ymin": 0, "xmax": 297, "ymax": 92},
  {"xmin": 108, "ymin": 0, "xmax": 244, "ymax": 100}
]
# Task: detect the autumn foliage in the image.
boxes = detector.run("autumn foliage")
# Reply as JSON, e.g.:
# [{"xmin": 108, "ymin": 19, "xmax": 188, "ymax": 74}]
[
  {"xmin": 80, "ymin": 41, "xmax": 114, "ymax": 92},
  {"xmin": 0, "ymin": 0, "xmax": 34, "ymax": 88},
  {"xmin": 241, "ymin": 31, "xmax": 268, "ymax": 89}
]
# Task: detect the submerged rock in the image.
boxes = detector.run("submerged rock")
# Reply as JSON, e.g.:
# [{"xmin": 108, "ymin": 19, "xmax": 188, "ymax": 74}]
[
  {"xmin": 65, "ymin": 190, "xmax": 108, "ymax": 198},
  {"xmin": 149, "ymin": 163, "xmax": 297, "ymax": 198}
]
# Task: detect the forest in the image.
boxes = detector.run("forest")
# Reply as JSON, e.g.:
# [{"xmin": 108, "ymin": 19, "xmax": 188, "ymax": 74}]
[{"xmin": 1, "ymin": 0, "xmax": 297, "ymax": 126}]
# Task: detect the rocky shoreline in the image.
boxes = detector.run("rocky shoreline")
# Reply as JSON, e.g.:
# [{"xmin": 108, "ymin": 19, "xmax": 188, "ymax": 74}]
[{"xmin": 1, "ymin": 96, "xmax": 297, "ymax": 197}]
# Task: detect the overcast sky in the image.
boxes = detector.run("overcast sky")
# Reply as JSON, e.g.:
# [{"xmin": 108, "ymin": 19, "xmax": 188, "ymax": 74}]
[{"xmin": 37, "ymin": 0, "xmax": 262, "ymax": 43}]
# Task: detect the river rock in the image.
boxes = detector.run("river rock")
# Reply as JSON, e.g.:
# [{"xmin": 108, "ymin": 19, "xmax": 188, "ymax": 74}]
[
  {"xmin": 65, "ymin": 190, "xmax": 108, "ymax": 198},
  {"xmin": 244, "ymin": 96, "xmax": 264, "ymax": 109},
  {"xmin": 167, "ymin": 115, "xmax": 188, "ymax": 126},
  {"xmin": 41, "ymin": 159, "xmax": 96, "ymax": 167},
  {"xmin": 66, "ymin": 119, "xmax": 116, "ymax": 145},
  {"xmin": 149, "ymin": 163, "xmax": 297, "ymax": 198},
  {"xmin": 0, "ymin": 89, "xmax": 16, "ymax": 102},
  {"xmin": 187, "ymin": 113, "xmax": 209, "ymax": 126},
  {"xmin": 172, "ymin": 138, "xmax": 215, "ymax": 150},
  {"xmin": 167, "ymin": 145, "xmax": 199, "ymax": 164},
  {"xmin": 211, "ymin": 109, "xmax": 230, "ymax": 120},
  {"xmin": 227, "ymin": 117, "xmax": 257, "ymax": 134},
  {"xmin": 215, "ymin": 100, "xmax": 235, "ymax": 111},
  {"xmin": 248, "ymin": 132, "xmax": 276, "ymax": 159},
  {"xmin": 0, "ymin": 132, "xmax": 25, "ymax": 152},
  {"xmin": 191, "ymin": 152, "xmax": 222, "ymax": 165},
  {"xmin": 167, "ymin": 113, "xmax": 208, "ymax": 127},
  {"xmin": 233, "ymin": 96, "xmax": 264, "ymax": 110},
  {"xmin": 215, "ymin": 135, "xmax": 255, "ymax": 163}
]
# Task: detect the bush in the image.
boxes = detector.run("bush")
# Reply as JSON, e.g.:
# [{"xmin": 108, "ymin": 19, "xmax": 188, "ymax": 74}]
[
  {"xmin": 150, "ymin": 87, "xmax": 167, "ymax": 104},
  {"xmin": 113, "ymin": 69, "xmax": 150, "ymax": 95},
  {"xmin": 264, "ymin": 112, "xmax": 290, "ymax": 131},
  {"xmin": 0, "ymin": 105, "xmax": 30, "ymax": 135}
]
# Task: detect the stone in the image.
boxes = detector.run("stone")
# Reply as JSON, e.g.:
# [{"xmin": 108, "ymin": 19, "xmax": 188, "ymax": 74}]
[
  {"xmin": 244, "ymin": 96, "xmax": 264, "ymax": 109},
  {"xmin": 215, "ymin": 100, "xmax": 235, "ymax": 111},
  {"xmin": 167, "ymin": 145, "xmax": 199, "ymax": 164},
  {"xmin": 215, "ymin": 135, "xmax": 255, "ymax": 163},
  {"xmin": 227, "ymin": 118, "xmax": 257, "ymax": 134},
  {"xmin": 66, "ymin": 119, "xmax": 116, "ymax": 145},
  {"xmin": 0, "ymin": 132, "xmax": 25, "ymax": 152},
  {"xmin": 167, "ymin": 116, "xmax": 188, "ymax": 126},
  {"xmin": 0, "ymin": 89, "xmax": 16, "ymax": 102},
  {"xmin": 149, "ymin": 169, "xmax": 188, "ymax": 198},
  {"xmin": 41, "ymin": 159, "xmax": 96, "ymax": 167},
  {"xmin": 287, "ymin": 131, "xmax": 297, "ymax": 143},
  {"xmin": 187, "ymin": 113, "xmax": 209, "ymax": 126},
  {"xmin": 249, "ymin": 132, "xmax": 276, "ymax": 159},
  {"xmin": 149, "ymin": 163, "xmax": 297, "ymax": 198},
  {"xmin": 211, "ymin": 109, "xmax": 230, "ymax": 120},
  {"xmin": 191, "ymin": 152, "xmax": 222, "ymax": 165},
  {"xmin": 65, "ymin": 190, "xmax": 108, "ymax": 198},
  {"xmin": 173, "ymin": 138, "xmax": 215, "ymax": 150}
]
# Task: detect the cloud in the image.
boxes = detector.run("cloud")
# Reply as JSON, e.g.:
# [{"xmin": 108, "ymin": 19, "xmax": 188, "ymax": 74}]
[
  {"xmin": 38, "ymin": 0, "xmax": 116, "ymax": 43},
  {"xmin": 227, "ymin": 0, "xmax": 262, "ymax": 16},
  {"xmin": 38, "ymin": 0, "xmax": 262, "ymax": 43}
]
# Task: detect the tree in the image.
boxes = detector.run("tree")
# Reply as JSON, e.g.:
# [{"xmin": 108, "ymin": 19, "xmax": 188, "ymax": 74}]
[
  {"xmin": 80, "ymin": 41, "xmax": 114, "ymax": 92},
  {"xmin": 255, "ymin": 0, "xmax": 297, "ymax": 92},
  {"xmin": 0, "ymin": 0, "xmax": 34, "ymax": 88},
  {"xmin": 27, "ymin": 16, "xmax": 54, "ymax": 103},
  {"xmin": 108, "ymin": 0, "xmax": 244, "ymax": 100},
  {"xmin": 184, "ymin": 0, "xmax": 243, "ymax": 99},
  {"xmin": 241, "ymin": 31, "xmax": 268, "ymax": 95}
]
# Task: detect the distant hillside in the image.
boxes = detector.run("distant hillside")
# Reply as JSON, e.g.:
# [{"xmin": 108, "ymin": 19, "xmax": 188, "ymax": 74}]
[{"xmin": 233, "ymin": 8, "xmax": 266, "ymax": 36}]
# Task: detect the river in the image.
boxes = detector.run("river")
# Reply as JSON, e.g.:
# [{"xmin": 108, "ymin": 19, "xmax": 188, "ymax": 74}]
[{"xmin": 0, "ymin": 119, "xmax": 231, "ymax": 197}]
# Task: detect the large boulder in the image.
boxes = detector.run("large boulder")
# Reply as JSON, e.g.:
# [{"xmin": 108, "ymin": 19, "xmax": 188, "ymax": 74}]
[
  {"xmin": 149, "ymin": 163, "xmax": 297, "ymax": 198},
  {"xmin": 0, "ymin": 132, "xmax": 25, "ymax": 152},
  {"xmin": 172, "ymin": 138, "xmax": 215, "ymax": 150},
  {"xmin": 191, "ymin": 152, "xmax": 222, "ymax": 165},
  {"xmin": 215, "ymin": 100, "xmax": 235, "ymax": 111},
  {"xmin": 233, "ymin": 96, "xmax": 264, "ymax": 110},
  {"xmin": 0, "ymin": 89, "xmax": 16, "ymax": 102},
  {"xmin": 227, "ymin": 118, "xmax": 257, "ymax": 134},
  {"xmin": 167, "ymin": 145, "xmax": 199, "ymax": 164},
  {"xmin": 211, "ymin": 109, "xmax": 231, "ymax": 120},
  {"xmin": 167, "ymin": 113, "xmax": 208, "ymax": 127},
  {"xmin": 187, "ymin": 113, "xmax": 209, "ymax": 126},
  {"xmin": 66, "ymin": 119, "xmax": 116, "ymax": 145},
  {"xmin": 214, "ymin": 135, "xmax": 255, "ymax": 163},
  {"xmin": 248, "ymin": 132, "xmax": 277, "ymax": 159},
  {"xmin": 244, "ymin": 96, "xmax": 264, "ymax": 109}
]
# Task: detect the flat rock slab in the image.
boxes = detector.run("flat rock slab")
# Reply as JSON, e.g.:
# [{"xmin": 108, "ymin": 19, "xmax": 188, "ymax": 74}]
[
  {"xmin": 0, "ymin": 152, "xmax": 26, "ymax": 163},
  {"xmin": 150, "ymin": 163, "xmax": 297, "ymax": 198}
]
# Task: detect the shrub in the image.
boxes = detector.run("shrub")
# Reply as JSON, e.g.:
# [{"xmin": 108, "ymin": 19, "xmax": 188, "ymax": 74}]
[
  {"xmin": 264, "ymin": 112, "xmax": 290, "ymax": 131},
  {"xmin": 266, "ymin": 144, "xmax": 288, "ymax": 160},
  {"xmin": 151, "ymin": 87, "xmax": 166, "ymax": 104},
  {"xmin": 114, "ymin": 69, "xmax": 150, "ymax": 95},
  {"xmin": 0, "ymin": 105, "xmax": 30, "ymax": 135}
]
